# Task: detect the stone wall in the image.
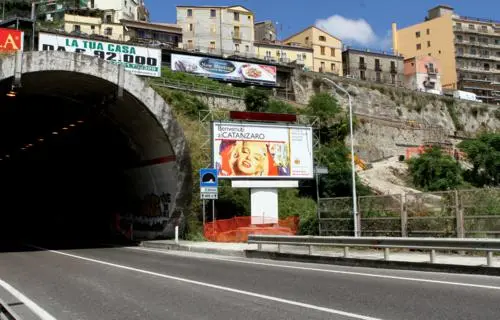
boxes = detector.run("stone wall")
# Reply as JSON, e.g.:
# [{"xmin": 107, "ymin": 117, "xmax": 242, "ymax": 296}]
[{"xmin": 196, "ymin": 94, "xmax": 246, "ymax": 111}]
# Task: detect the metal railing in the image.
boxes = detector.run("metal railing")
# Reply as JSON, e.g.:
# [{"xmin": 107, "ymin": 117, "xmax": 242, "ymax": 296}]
[
  {"xmin": 0, "ymin": 298, "xmax": 21, "ymax": 320},
  {"xmin": 247, "ymin": 235, "xmax": 500, "ymax": 266}
]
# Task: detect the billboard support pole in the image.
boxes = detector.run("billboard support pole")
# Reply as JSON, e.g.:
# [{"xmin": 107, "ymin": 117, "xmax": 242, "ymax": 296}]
[
  {"xmin": 212, "ymin": 199, "xmax": 215, "ymax": 234},
  {"xmin": 202, "ymin": 199, "xmax": 206, "ymax": 225}
]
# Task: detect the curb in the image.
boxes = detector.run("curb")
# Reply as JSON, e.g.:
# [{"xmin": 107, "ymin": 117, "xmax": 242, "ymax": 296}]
[
  {"xmin": 140, "ymin": 241, "xmax": 247, "ymax": 257},
  {"xmin": 245, "ymin": 250, "xmax": 500, "ymax": 276}
]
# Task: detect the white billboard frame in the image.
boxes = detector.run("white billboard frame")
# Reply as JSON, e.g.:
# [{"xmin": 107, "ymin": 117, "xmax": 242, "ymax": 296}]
[
  {"xmin": 211, "ymin": 121, "xmax": 314, "ymax": 180},
  {"xmin": 37, "ymin": 32, "xmax": 162, "ymax": 77}
]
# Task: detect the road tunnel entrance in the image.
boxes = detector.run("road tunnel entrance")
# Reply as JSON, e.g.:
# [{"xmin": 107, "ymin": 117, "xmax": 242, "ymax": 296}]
[{"xmin": 0, "ymin": 52, "xmax": 191, "ymax": 246}]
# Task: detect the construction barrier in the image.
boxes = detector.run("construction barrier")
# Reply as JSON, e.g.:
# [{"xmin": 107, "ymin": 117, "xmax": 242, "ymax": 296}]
[{"xmin": 204, "ymin": 216, "xmax": 300, "ymax": 242}]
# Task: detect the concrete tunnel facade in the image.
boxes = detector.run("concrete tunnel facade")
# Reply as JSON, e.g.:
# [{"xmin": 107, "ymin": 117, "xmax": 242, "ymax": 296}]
[{"xmin": 0, "ymin": 51, "xmax": 192, "ymax": 240}]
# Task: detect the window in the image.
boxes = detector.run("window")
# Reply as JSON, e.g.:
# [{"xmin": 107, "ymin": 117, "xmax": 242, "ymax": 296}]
[
  {"xmin": 468, "ymin": 24, "xmax": 474, "ymax": 30},
  {"xmin": 496, "ymin": 64, "xmax": 500, "ymax": 70},
  {"xmin": 210, "ymin": 9, "xmax": 216, "ymax": 17},
  {"xmin": 416, "ymin": 43, "xmax": 421, "ymax": 50},
  {"xmin": 234, "ymin": 12, "xmax": 240, "ymax": 21},
  {"xmin": 233, "ymin": 26, "xmax": 240, "ymax": 38},
  {"xmin": 360, "ymin": 70, "xmax": 366, "ymax": 80},
  {"xmin": 320, "ymin": 61, "xmax": 325, "ymax": 72},
  {"xmin": 331, "ymin": 63, "xmax": 335, "ymax": 71},
  {"xmin": 416, "ymin": 31, "xmax": 421, "ymax": 38},
  {"xmin": 209, "ymin": 41, "xmax": 216, "ymax": 52},
  {"xmin": 470, "ymin": 48, "xmax": 477, "ymax": 55},
  {"xmin": 375, "ymin": 59, "xmax": 381, "ymax": 70},
  {"xmin": 470, "ymin": 36, "xmax": 476, "ymax": 42},
  {"xmin": 189, "ymin": 23, "xmax": 194, "ymax": 31},
  {"xmin": 320, "ymin": 46, "xmax": 325, "ymax": 55},
  {"xmin": 330, "ymin": 48, "xmax": 335, "ymax": 56},
  {"xmin": 187, "ymin": 9, "xmax": 192, "ymax": 17},
  {"xmin": 235, "ymin": 43, "xmax": 240, "ymax": 52},
  {"xmin": 427, "ymin": 41, "xmax": 431, "ymax": 47},
  {"xmin": 484, "ymin": 63, "xmax": 490, "ymax": 71},
  {"xmin": 245, "ymin": 45, "xmax": 249, "ymax": 52},
  {"xmin": 456, "ymin": 35, "xmax": 463, "ymax": 41},
  {"xmin": 105, "ymin": 15, "xmax": 112, "ymax": 23},
  {"xmin": 74, "ymin": 25, "xmax": 81, "ymax": 32},
  {"xmin": 391, "ymin": 61, "xmax": 396, "ymax": 70},
  {"xmin": 90, "ymin": 0, "xmax": 94, "ymax": 8},
  {"xmin": 497, "ymin": 51, "xmax": 500, "ymax": 57},
  {"xmin": 248, "ymin": 15, "xmax": 251, "ymax": 20},
  {"xmin": 376, "ymin": 72, "xmax": 381, "ymax": 82},
  {"xmin": 104, "ymin": 27, "xmax": 112, "ymax": 35},
  {"xmin": 391, "ymin": 74, "xmax": 396, "ymax": 85},
  {"xmin": 90, "ymin": 25, "xmax": 95, "ymax": 32},
  {"xmin": 456, "ymin": 22, "xmax": 462, "ymax": 29},
  {"xmin": 426, "ymin": 28, "xmax": 430, "ymax": 35},
  {"xmin": 319, "ymin": 35, "xmax": 326, "ymax": 41},
  {"xmin": 481, "ymin": 25, "xmax": 488, "ymax": 32},
  {"xmin": 438, "ymin": 50, "xmax": 442, "ymax": 54},
  {"xmin": 187, "ymin": 40, "xmax": 193, "ymax": 49}
]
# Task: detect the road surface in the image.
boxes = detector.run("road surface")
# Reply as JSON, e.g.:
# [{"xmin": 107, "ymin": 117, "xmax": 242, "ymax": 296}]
[{"xmin": 1, "ymin": 243, "xmax": 500, "ymax": 319}]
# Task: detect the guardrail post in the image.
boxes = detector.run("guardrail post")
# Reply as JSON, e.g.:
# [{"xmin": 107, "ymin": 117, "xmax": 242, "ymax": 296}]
[
  {"xmin": 401, "ymin": 193, "xmax": 408, "ymax": 237},
  {"xmin": 257, "ymin": 243, "xmax": 262, "ymax": 251},
  {"xmin": 384, "ymin": 248, "xmax": 390, "ymax": 261},
  {"xmin": 343, "ymin": 246, "xmax": 349, "ymax": 258},
  {"xmin": 430, "ymin": 249, "xmax": 437, "ymax": 263},
  {"xmin": 308, "ymin": 245, "xmax": 312, "ymax": 255},
  {"xmin": 455, "ymin": 189, "xmax": 465, "ymax": 238},
  {"xmin": 487, "ymin": 251, "xmax": 493, "ymax": 267},
  {"xmin": 277, "ymin": 244, "xmax": 281, "ymax": 253}
]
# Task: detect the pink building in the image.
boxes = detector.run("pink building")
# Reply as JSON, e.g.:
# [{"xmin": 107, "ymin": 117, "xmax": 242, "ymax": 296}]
[{"xmin": 404, "ymin": 56, "xmax": 442, "ymax": 94}]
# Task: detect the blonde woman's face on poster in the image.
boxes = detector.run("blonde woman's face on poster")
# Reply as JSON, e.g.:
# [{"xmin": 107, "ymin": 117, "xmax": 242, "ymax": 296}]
[{"xmin": 230, "ymin": 141, "xmax": 267, "ymax": 175}]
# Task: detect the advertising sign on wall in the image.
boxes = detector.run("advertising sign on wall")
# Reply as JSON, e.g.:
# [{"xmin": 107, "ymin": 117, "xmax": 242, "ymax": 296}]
[
  {"xmin": 212, "ymin": 122, "xmax": 314, "ymax": 179},
  {"xmin": 171, "ymin": 53, "xmax": 277, "ymax": 85},
  {"xmin": 0, "ymin": 28, "xmax": 24, "ymax": 53},
  {"xmin": 38, "ymin": 32, "xmax": 162, "ymax": 77}
]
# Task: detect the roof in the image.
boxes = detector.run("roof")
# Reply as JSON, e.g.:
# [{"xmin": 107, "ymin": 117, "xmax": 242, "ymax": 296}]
[
  {"xmin": 175, "ymin": 5, "xmax": 253, "ymax": 13},
  {"xmin": 429, "ymin": 4, "xmax": 454, "ymax": 10},
  {"xmin": 283, "ymin": 25, "xmax": 342, "ymax": 43},
  {"xmin": 120, "ymin": 19, "xmax": 182, "ymax": 33},
  {"xmin": 254, "ymin": 41, "xmax": 313, "ymax": 51},
  {"xmin": 343, "ymin": 47, "xmax": 404, "ymax": 59}
]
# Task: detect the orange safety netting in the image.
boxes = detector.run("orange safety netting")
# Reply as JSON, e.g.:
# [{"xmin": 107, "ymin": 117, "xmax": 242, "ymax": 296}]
[{"xmin": 204, "ymin": 216, "xmax": 300, "ymax": 242}]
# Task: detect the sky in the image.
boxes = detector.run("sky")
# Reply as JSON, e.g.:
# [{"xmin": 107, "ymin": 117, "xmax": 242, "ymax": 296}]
[{"xmin": 146, "ymin": 0, "xmax": 500, "ymax": 50}]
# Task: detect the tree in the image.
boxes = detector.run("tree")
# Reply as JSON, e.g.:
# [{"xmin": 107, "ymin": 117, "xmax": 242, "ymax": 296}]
[
  {"xmin": 244, "ymin": 88, "xmax": 269, "ymax": 112},
  {"xmin": 458, "ymin": 133, "xmax": 500, "ymax": 187},
  {"xmin": 408, "ymin": 147, "xmax": 463, "ymax": 191}
]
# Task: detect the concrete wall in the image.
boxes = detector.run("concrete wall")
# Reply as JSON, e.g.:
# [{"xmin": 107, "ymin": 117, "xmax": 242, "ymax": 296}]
[{"xmin": 0, "ymin": 51, "xmax": 192, "ymax": 239}]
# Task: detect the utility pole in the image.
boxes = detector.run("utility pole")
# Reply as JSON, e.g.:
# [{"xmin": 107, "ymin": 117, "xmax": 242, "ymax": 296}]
[
  {"xmin": 2, "ymin": 0, "xmax": 5, "ymax": 21},
  {"xmin": 31, "ymin": 0, "xmax": 36, "ymax": 51}
]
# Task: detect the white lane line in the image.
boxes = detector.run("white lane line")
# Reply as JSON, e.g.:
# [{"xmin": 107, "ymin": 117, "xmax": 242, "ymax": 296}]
[
  {"xmin": 33, "ymin": 246, "xmax": 382, "ymax": 320},
  {"xmin": 129, "ymin": 247, "xmax": 500, "ymax": 291},
  {"xmin": 0, "ymin": 277, "xmax": 57, "ymax": 320}
]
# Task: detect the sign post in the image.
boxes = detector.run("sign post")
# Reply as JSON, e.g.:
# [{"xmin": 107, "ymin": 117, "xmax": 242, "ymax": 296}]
[
  {"xmin": 200, "ymin": 168, "xmax": 218, "ymax": 231},
  {"xmin": 314, "ymin": 166, "xmax": 329, "ymax": 234}
]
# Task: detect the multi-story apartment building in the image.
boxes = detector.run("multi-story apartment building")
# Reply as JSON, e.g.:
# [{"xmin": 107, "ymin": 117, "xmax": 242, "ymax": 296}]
[
  {"xmin": 404, "ymin": 56, "xmax": 443, "ymax": 94},
  {"xmin": 254, "ymin": 41, "xmax": 313, "ymax": 70},
  {"xmin": 176, "ymin": 5, "xmax": 254, "ymax": 56},
  {"xmin": 254, "ymin": 21, "xmax": 276, "ymax": 42},
  {"xmin": 392, "ymin": 5, "xmax": 500, "ymax": 104},
  {"xmin": 87, "ymin": 0, "xmax": 148, "ymax": 23},
  {"xmin": 342, "ymin": 47, "xmax": 404, "ymax": 86},
  {"xmin": 283, "ymin": 26, "xmax": 343, "ymax": 75}
]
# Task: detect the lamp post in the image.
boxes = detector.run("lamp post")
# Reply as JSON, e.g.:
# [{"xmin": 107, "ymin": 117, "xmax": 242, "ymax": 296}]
[{"xmin": 322, "ymin": 78, "xmax": 359, "ymax": 237}]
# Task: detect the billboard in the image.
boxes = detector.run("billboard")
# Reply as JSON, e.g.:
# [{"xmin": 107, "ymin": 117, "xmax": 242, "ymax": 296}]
[
  {"xmin": 0, "ymin": 28, "xmax": 23, "ymax": 53},
  {"xmin": 38, "ymin": 32, "xmax": 162, "ymax": 77},
  {"xmin": 171, "ymin": 53, "xmax": 277, "ymax": 85},
  {"xmin": 212, "ymin": 122, "xmax": 313, "ymax": 179}
]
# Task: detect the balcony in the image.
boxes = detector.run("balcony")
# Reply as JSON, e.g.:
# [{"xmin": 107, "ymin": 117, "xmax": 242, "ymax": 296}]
[
  {"xmin": 232, "ymin": 31, "xmax": 241, "ymax": 40},
  {"xmin": 390, "ymin": 66, "xmax": 398, "ymax": 74},
  {"xmin": 375, "ymin": 64, "xmax": 382, "ymax": 72},
  {"xmin": 453, "ymin": 25, "xmax": 494, "ymax": 35},
  {"xmin": 358, "ymin": 62, "xmax": 367, "ymax": 70}
]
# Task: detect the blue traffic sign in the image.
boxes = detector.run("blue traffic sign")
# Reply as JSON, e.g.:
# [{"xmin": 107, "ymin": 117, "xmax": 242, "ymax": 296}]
[{"xmin": 200, "ymin": 168, "xmax": 218, "ymax": 188}]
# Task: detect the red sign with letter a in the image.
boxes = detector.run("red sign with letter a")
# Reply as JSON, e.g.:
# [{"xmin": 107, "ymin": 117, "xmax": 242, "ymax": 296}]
[{"xmin": 0, "ymin": 28, "xmax": 23, "ymax": 53}]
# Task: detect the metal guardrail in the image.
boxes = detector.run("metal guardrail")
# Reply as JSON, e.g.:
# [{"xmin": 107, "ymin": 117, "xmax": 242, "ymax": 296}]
[
  {"xmin": 0, "ymin": 298, "xmax": 21, "ymax": 320},
  {"xmin": 247, "ymin": 235, "xmax": 500, "ymax": 267}
]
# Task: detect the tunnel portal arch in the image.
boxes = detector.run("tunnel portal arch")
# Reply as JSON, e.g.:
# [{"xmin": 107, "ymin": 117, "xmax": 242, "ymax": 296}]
[{"xmin": 0, "ymin": 51, "xmax": 192, "ymax": 239}]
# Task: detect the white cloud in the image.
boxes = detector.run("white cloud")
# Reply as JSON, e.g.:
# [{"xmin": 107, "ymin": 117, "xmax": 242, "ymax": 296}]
[{"xmin": 315, "ymin": 15, "xmax": 390, "ymax": 49}]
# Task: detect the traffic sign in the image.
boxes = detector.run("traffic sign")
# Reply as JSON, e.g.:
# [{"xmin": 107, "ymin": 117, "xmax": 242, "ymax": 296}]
[{"xmin": 200, "ymin": 168, "xmax": 218, "ymax": 188}]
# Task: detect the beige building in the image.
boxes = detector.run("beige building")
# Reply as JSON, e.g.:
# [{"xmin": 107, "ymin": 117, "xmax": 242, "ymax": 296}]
[
  {"xmin": 342, "ymin": 48, "xmax": 404, "ymax": 86},
  {"xmin": 393, "ymin": 5, "xmax": 500, "ymax": 104},
  {"xmin": 65, "ymin": 11, "xmax": 125, "ymax": 42},
  {"xmin": 283, "ymin": 26, "xmax": 343, "ymax": 75},
  {"xmin": 176, "ymin": 5, "xmax": 254, "ymax": 57},
  {"xmin": 254, "ymin": 41, "xmax": 313, "ymax": 70}
]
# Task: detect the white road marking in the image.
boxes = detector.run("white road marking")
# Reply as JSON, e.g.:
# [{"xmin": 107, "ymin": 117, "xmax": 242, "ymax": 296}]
[
  {"xmin": 33, "ymin": 246, "xmax": 382, "ymax": 320},
  {"xmin": 129, "ymin": 246, "xmax": 500, "ymax": 291},
  {"xmin": 0, "ymin": 277, "xmax": 57, "ymax": 320}
]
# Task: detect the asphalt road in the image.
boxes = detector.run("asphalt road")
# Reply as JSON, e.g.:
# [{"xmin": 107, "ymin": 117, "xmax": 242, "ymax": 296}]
[{"xmin": 1, "ymin": 244, "xmax": 500, "ymax": 320}]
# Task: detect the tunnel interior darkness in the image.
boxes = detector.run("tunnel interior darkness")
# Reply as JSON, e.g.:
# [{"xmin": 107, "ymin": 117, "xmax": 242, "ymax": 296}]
[{"xmin": 0, "ymin": 72, "xmax": 153, "ymax": 246}]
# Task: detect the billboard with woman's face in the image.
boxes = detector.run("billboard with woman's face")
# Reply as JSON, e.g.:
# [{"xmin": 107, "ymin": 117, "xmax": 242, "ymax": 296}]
[{"xmin": 212, "ymin": 122, "xmax": 314, "ymax": 179}]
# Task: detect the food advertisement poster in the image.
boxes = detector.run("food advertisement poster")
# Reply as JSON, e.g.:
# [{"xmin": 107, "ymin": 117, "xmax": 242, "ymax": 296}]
[
  {"xmin": 212, "ymin": 122, "xmax": 313, "ymax": 179},
  {"xmin": 171, "ymin": 53, "xmax": 277, "ymax": 85},
  {"xmin": 38, "ymin": 32, "xmax": 162, "ymax": 77}
]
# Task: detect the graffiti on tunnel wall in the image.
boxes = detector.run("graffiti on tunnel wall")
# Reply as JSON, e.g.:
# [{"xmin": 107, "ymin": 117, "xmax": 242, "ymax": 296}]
[{"xmin": 121, "ymin": 160, "xmax": 179, "ymax": 238}]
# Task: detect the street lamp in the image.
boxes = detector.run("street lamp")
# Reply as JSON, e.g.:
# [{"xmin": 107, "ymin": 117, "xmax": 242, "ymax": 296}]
[{"xmin": 322, "ymin": 78, "xmax": 359, "ymax": 237}]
